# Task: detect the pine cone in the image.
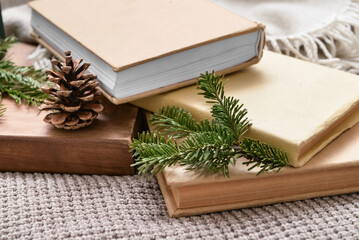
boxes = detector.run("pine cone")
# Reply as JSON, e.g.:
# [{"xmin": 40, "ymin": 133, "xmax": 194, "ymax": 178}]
[{"xmin": 39, "ymin": 51, "xmax": 104, "ymax": 130}]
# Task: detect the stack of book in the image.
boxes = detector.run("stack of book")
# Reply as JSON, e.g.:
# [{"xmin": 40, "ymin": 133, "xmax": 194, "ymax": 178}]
[
  {"xmin": 133, "ymin": 51, "xmax": 359, "ymax": 216},
  {"xmin": 17, "ymin": 0, "xmax": 359, "ymax": 217}
]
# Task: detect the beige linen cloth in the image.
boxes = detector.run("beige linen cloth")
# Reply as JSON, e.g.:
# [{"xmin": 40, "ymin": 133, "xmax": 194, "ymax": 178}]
[
  {"xmin": 3, "ymin": 0, "xmax": 359, "ymax": 73},
  {"xmin": 212, "ymin": 0, "xmax": 359, "ymax": 73}
]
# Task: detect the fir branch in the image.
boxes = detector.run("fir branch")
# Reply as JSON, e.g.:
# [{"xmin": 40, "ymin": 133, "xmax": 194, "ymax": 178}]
[
  {"xmin": 0, "ymin": 36, "xmax": 49, "ymax": 107},
  {"xmin": 131, "ymin": 71, "xmax": 291, "ymax": 177},
  {"xmin": 130, "ymin": 131, "xmax": 181, "ymax": 176},
  {"xmin": 239, "ymin": 138, "xmax": 290, "ymax": 175},
  {"xmin": 130, "ymin": 130, "xmax": 237, "ymax": 177},
  {"xmin": 150, "ymin": 106, "xmax": 198, "ymax": 139},
  {"xmin": 0, "ymin": 60, "xmax": 48, "ymax": 86},
  {"xmin": 150, "ymin": 106, "xmax": 227, "ymax": 139},
  {"xmin": 0, "ymin": 104, "xmax": 4, "ymax": 117},
  {"xmin": 0, "ymin": 94, "xmax": 5, "ymax": 117},
  {"xmin": 0, "ymin": 35, "xmax": 17, "ymax": 60},
  {"xmin": 0, "ymin": 67, "xmax": 49, "ymax": 106},
  {"xmin": 0, "ymin": 93, "xmax": 4, "ymax": 117},
  {"xmin": 179, "ymin": 131, "xmax": 237, "ymax": 177},
  {"xmin": 197, "ymin": 71, "xmax": 251, "ymax": 141}
]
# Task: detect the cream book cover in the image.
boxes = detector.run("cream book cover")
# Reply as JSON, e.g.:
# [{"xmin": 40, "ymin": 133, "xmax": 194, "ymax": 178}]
[
  {"xmin": 29, "ymin": 0, "xmax": 265, "ymax": 103},
  {"xmin": 132, "ymin": 50, "xmax": 359, "ymax": 168}
]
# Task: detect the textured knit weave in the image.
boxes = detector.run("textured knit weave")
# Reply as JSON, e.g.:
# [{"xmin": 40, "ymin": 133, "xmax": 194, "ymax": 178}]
[{"xmin": 0, "ymin": 172, "xmax": 358, "ymax": 239}]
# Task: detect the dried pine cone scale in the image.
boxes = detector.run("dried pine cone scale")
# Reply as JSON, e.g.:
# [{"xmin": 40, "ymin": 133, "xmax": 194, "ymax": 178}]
[{"xmin": 40, "ymin": 51, "xmax": 104, "ymax": 130}]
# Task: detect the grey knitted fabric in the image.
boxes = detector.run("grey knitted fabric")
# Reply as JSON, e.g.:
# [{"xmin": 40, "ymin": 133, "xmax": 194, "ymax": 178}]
[{"xmin": 0, "ymin": 172, "xmax": 358, "ymax": 239}]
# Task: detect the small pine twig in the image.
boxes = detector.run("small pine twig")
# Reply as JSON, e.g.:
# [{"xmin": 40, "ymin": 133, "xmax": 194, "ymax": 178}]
[
  {"xmin": 150, "ymin": 106, "xmax": 198, "ymax": 139},
  {"xmin": 0, "ymin": 104, "xmax": 5, "ymax": 117},
  {"xmin": 0, "ymin": 36, "xmax": 17, "ymax": 60},
  {"xmin": 0, "ymin": 36, "xmax": 49, "ymax": 107},
  {"xmin": 0, "ymin": 94, "xmax": 5, "ymax": 117},
  {"xmin": 178, "ymin": 130, "xmax": 237, "ymax": 177},
  {"xmin": 131, "ymin": 71, "xmax": 291, "ymax": 177},
  {"xmin": 239, "ymin": 138, "xmax": 290, "ymax": 175},
  {"xmin": 197, "ymin": 71, "xmax": 251, "ymax": 141},
  {"xmin": 150, "ymin": 106, "xmax": 225, "ymax": 139},
  {"xmin": 130, "ymin": 130, "xmax": 237, "ymax": 177},
  {"xmin": 130, "ymin": 131, "xmax": 180, "ymax": 176}
]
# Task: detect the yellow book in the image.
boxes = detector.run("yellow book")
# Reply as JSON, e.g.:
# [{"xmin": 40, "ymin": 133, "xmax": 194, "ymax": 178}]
[
  {"xmin": 132, "ymin": 51, "xmax": 359, "ymax": 168},
  {"xmin": 29, "ymin": 0, "xmax": 265, "ymax": 104}
]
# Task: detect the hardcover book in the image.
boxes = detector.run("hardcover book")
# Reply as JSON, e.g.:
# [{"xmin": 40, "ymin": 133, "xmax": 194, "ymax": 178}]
[
  {"xmin": 29, "ymin": 0, "xmax": 265, "ymax": 104},
  {"xmin": 157, "ymin": 120, "xmax": 359, "ymax": 217},
  {"xmin": 133, "ymin": 50, "xmax": 359, "ymax": 168}
]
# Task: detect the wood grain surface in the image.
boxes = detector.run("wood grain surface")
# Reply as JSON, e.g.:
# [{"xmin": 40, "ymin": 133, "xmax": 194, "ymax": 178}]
[{"xmin": 0, "ymin": 43, "xmax": 141, "ymax": 175}]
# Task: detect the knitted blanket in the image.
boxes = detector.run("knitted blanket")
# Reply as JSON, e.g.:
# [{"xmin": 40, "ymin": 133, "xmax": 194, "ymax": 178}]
[
  {"xmin": 1, "ymin": 173, "xmax": 358, "ymax": 239},
  {"xmin": 1, "ymin": 1, "xmax": 359, "ymax": 239}
]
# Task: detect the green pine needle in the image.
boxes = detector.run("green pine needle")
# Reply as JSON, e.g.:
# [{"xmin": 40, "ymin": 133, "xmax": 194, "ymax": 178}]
[
  {"xmin": 239, "ymin": 138, "xmax": 290, "ymax": 175},
  {"xmin": 130, "ymin": 71, "xmax": 291, "ymax": 177},
  {"xmin": 0, "ymin": 105, "xmax": 4, "ymax": 116},
  {"xmin": 150, "ymin": 106, "xmax": 227, "ymax": 139},
  {"xmin": 0, "ymin": 36, "xmax": 49, "ymax": 112},
  {"xmin": 130, "ymin": 130, "xmax": 236, "ymax": 177},
  {"xmin": 130, "ymin": 131, "xmax": 180, "ymax": 176},
  {"xmin": 0, "ymin": 35, "xmax": 17, "ymax": 60},
  {"xmin": 197, "ymin": 71, "xmax": 251, "ymax": 141},
  {"xmin": 179, "ymin": 130, "xmax": 236, "ymax": 177},
  {"xmin": 0, "ymin": 100, "xmax": 5, "ymax": 117},
  {"xmin": 150, "ymin": 106, "xmax": 198, "ymax": 139}
]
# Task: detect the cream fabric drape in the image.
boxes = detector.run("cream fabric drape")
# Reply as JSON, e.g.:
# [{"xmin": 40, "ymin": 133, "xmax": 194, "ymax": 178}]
[{"xmin": 212, "ymin": 0, "xmax": 359, "ymax": 73}]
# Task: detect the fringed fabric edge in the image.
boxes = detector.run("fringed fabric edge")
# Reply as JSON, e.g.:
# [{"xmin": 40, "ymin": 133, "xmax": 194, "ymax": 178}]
[
  {"xmin": 28, "ymin": 45, "xmax": 52, "ymax": 70},
  {"xmin": 266, "ymin": 0, "xmax": 359, "ymax": 74}
]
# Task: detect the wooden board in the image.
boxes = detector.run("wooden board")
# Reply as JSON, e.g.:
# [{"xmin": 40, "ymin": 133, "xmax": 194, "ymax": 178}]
[
  {"xmin": 0, "ymin": 43, "xmax": 142, "ymax": 175},
  {"xmin": 0, "ymin": 96, "xmax": 141, "ymax": 175}
]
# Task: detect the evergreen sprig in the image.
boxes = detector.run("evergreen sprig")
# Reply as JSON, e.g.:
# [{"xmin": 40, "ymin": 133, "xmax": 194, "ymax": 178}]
[
  {"xmin": 130, "ymin": 71, "xmax": 291, "ymax": 177},
  {"xmin": 240, "ymin": 138, "xmax": 290, "ymax": 174},
  {"xmin": 0, "ymin": 104, "xmax": 4, "ymax": 117},
  {"xmin": 150, "ymin": 106, "xmax": 198, "ymax": 139},
  {"xmin": 150, "ymin": 106, "xmax": 221, "ymax": 139},
  {"xmin": 0, "ymin": 95, "xmax": 5, "ymax": 117},
  {"xmin": 131, "ymin": 131, "xmax": 180, "ymax": 175},
  {"xmin": 0, "ymin": 36, "xmax": 49, "ymax": 110},
  {"xmin": 0, "ymin": 35, "xmax": 17, "ymax": 59},
  {"xmin": 197, "ymin": 72, "xmax": 251, "ymax": 141}
]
